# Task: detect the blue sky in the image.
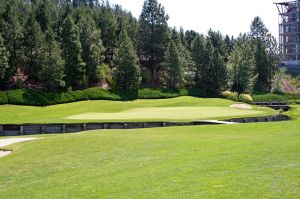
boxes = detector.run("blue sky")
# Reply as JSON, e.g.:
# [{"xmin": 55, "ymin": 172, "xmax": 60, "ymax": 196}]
[{"xmin": 109, "ymin": 0, "xmax": 281, "ymax": 39}]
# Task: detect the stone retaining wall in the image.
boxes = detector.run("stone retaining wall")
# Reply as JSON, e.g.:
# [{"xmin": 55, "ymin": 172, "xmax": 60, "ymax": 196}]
[{"xmin": 0, "ymin": 115, "xmax": 289, "ymax": 136}]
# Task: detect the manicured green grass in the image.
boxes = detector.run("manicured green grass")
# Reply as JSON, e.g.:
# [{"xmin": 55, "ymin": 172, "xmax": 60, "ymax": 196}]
[
  {"xmin": 286, "ymin": 105, "xmax": 300, "ymax": 121},
  {"xmin": 1, "ymin": 121, "xmax": 300, "ymax": 198},
  {"xmin": 0, "ymin": 96, "xmax": 276, "ymax": 124}
]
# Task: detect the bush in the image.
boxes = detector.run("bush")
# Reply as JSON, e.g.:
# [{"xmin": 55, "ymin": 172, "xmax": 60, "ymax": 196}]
[
  {"xmin": 6, "ymin": 89, "xmax": 26, "ymax": 105},
  {"xmin": 0, "ymin": 91, "xmax": 8, "ymax": 104},
  {"xmin": 252, "ymin": 93, "xmax": 288, "ymax": 102},
  {"xmin": 84, "ymin": 87, "xmax": 121, "ymax": 101},
  {"xmin": 222, "ymin": 91, "xmax": 253, "ymax": 103},
  {"xmin": 70, "ymin": 90, "xmax": 88, "ymax": 101},
  {"xmin": 138, "ymin": 88, "xmax": 178, "ymax": 99}
]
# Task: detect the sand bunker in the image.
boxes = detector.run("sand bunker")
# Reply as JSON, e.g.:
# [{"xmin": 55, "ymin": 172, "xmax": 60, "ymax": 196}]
[
  {"xmin": 0, "ymin": 138, "xmax": 37, "ymax": 158},
  {"xmin": 230, "ymin": 104, "xmax": 252, "ymax": 110}
]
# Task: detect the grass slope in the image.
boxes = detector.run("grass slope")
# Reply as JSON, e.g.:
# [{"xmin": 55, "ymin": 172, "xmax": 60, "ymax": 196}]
[
  {"xmin": 0, "ymin": 96, "xmax": 276, "ymax": 124},
  {"xmin": 0, "ymin": 121, "xmax": 299, "ymax": 198}
]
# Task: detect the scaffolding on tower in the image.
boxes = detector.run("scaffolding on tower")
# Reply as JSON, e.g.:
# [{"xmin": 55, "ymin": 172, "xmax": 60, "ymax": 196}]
[{"xmin": 275, "ymin": 0, "xmax": 300, "ymax": 67}]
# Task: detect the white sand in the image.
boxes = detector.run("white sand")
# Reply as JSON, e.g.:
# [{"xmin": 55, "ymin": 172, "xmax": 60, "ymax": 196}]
[
  {"xmin": 0, "ymin": 138, "xmax": 37, "ymax": 158},
  {"xmin": 0, "ymin": 150, "xmax": 11, "ymax": 157},
  {"xmin": 230, "ymin": 104, "xmax": 252, "ymax": 110}
]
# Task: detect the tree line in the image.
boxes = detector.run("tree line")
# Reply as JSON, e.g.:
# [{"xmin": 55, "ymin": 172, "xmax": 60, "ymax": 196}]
[{"xmin": 0, "ymin": 0, "xmax": 281, "ymax": 95}]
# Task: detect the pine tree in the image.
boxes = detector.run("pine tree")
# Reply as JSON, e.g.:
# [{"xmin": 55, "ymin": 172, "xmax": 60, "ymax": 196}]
[
  {"xmin": 78, "ymin": 15, "xmax": 105, "ymax": 86},
  {"xmin": 113, "ymin": 29, "xmax": 141, "ymax": 91},
  {"xmin": 98, "ymin": 7, "xmax": 117, "ymax": 63},
  {"xmin": 61, "ymin": 15, "xmax": 86, "ymax": 88},
  {"xmin": 23, "ymin": 13, "xmax": 45, "ymax": 81},
  {"xmin": 191, "ymin": 34, "xmax": 206, "ymax": 88},
  {"xmin": 138, "ymin": 0, "xmax": 169, "ymax": 86},
  {"xmin": 207, "ymin": 29, "xmax": 229, "ymax": 63},
  {"xmin": 167, "ymin": 28, "xmax": 193, "ymax": 87},
  {"xmin": 209, "ymin": 48, "xmax": 227, "ymax": 94},
  {"xmin": 250, "ymin": 16, "xmax": 280, "ymax": 92},
  {"xmin": 0, "ymin": 2, "xmax": 24, "ymax": 82},
  {"xmin": 227, "ymin": 36, "xmax": 256, "ymax": 95},
  {"xmin": 203, "ymin": 40, "xmax": 227, "ymax": 95},
  {"xmin": 165, "ymin": 41, "xmax": 183, "ymax": 88},
  {"xmin": 35, "ymin": 1, "xmax": 51, "ymax": 32},
  {"xmin": 40, "ymin": 29, "xmax": 65, "ymax": 90},
  {"xmin": 0, "ymin": 33, "xmax": 10, "ymax": 89},
  {"xmin": 254, "ymin": 39, "xmax": 269, "ymax": 92}
]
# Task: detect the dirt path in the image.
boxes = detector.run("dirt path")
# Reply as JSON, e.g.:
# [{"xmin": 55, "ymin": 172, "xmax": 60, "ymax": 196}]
[{"xmin": 0, "ymin": 138, "xmax": 37, "ymax": 158}]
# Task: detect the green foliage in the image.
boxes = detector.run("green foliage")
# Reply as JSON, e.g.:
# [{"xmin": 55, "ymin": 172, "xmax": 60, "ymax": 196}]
[
  {"xmin": 0, "ymin": 33, "xmax": 9, "ymax": 86},
  {"xmin": 0, "ymin": 1, "xmax": 24, "ymax": 88},
  {"xmin": 138, "ymin": 0, "xmax": 169, "ymax": 86},
  {"xmin": 0, "ymin": 91, "xmax": 7, "ymax": 104},
  {"xmin": 138, "ymin": 88, "xmax": 182, "ymax": 99},
  {"xmin": 40, "ymin": 29, "xmax": 65, "ymax": 89},
  {"xmin": 165, "ymin": 41, "xmax": 184, "ymax": 88},
  {"xmin": 191, "ymin": 34, "xmax": 206, "ymax": 87},
  {"xmin": 78, "ymin": 14, "xmax": 105, "ymax": 85},
  {"xmin": 222, "ymin": 91, "xmax": 253, "ymax": 103},
  {"xmin": 204, "ymin": 41, "xmax": 227, "ymax": 94},
  {"xmin": 250, "ymin": 16, "xmax": 280, "ymax": 93},
  {"xmin": 138, "ymin": 88, "xmax": 209, "ymax": 99},
  {"xmin": 164, "ymin": 28, "xmax": 193, "ymax": 88},
  {"xmin": 99, "ymin": 63, "xmax": 113, "ymax": 86},
  {"xmin": 113, "ymin": 29, "xmax": 141, "ymax": 91},
  {"xmin": 61, "ymin": 15, "xmax": 86, "ymax": 88},
  {"xmin": 227, "ymin": 35, "xmax": 256, "ymax": 94},
  {"xmin": 0, "ymin": 1, "xmax": 282, "ymax": 99},
  {"xmin": 23, "ymin": 13, "xmax": 44, "ymax": 81},
  {"xmin": 5, "ymin": 89, "xmax": 25, "ymax": 105},
  {"xmin": 271, "ymin": 67, "xmax": 286, "ymax": 93},
  {"xmin": 252, "ymin": 93, "xmax": 288, "ymax": 102}
]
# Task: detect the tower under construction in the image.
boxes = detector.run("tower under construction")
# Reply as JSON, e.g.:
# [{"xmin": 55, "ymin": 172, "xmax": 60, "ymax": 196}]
[{"xmin": 275, "ymin": 0, "xmax": 300, "ymax": 68}]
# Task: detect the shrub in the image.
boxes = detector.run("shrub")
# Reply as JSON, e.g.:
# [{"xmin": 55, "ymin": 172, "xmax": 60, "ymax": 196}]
[
  {"xmin": 70, "ymin": 90, "xmax": 88, "ymax": 101},
  {"xmin": 222, "ymin": 91, "xmax": 253, "ymax": 103},
  {"xmin": 84, "ymin": 87, "xmax": 121, "ymax": 101},
  {"xmin": 252, "ymin": 93, "xmax": 288, "ymax": 102},
  {"xmin": 138, "ymin": 88, "xmax": 181, "ymax": 99},
  {"xmin": 0, "ymin": 91, "xmax": 8, "ymax": 104},
  {"xmin": 6, "ymin": 89, "xmax": 26, "ymax": 105}
]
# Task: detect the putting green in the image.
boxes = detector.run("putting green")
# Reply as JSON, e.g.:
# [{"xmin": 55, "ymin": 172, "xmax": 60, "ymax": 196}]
[
  {"xmin": 66, "ymin": 107, "xmax": 265, "ymax": 121},
  {"xmin": 0, "ymin": 97, "xmax": 277, "ymax": 124}
]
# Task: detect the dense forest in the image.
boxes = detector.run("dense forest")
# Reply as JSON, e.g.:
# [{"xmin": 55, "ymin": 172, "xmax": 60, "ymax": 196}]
[{"xmin": 0, "ymin": 0, "xmax": 281, "ymax": 95}]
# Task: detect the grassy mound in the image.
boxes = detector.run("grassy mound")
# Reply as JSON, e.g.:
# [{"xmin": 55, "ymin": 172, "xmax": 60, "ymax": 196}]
[{"xmin": 0, "ymin": 97, "xmax": 276, "ymax": 124}]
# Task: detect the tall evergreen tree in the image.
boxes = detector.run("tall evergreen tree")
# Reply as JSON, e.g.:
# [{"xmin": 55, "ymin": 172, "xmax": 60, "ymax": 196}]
[
  {"xmin": 169, "ymin": 28, "xmax": 193, "ymax": 86},
  {"xmin": 250, "ymin": 16, "xmax": 280, "ymax": 92},
  {"xmin": 165, "ymin": 41, "xmax": 184, "ymax": 88},
  {"xmin": 40, "ymin": 29, "xmax": 65, "ymax": 90},
  {"xmin": 0, "ymin": 33, "xmax": 10, "ymax": 90},
  {"xmin": 204, "ymin": 41, "xmax": 227, "ymax": 94},
  {"xmin": 254, "ymin": 39, "xmax": 269, "ymax": 92},
  {"xmin": 61, "ymin": 15, "xmax": 86, "ymax": 88},
  {"xmin": 23, "ymin": 13, "xmax": 45, "ymax": 81},
  {"xmin": 98, "ymin": 7, "xmax": 117, "ymax": 63},
  {"xmin": 227, "ymin": 36, "xmax": 256, "ymax": 95},
  {"xmin": 138, "ymin": 0, "xmax": 169, "ymax": 86},
  {"xmin": 78, "ymin": 15, "xmax": 105, "ymax": 86},
  {"xmin": 184, "ymin": 30, "xmax": 198, "ymax": 51},
  {"xmin": 191, "ymin": 34, "xmax": 206, "ymax": 88},
  {"xmin": 0, "ymin": 2, "xmax": 24, "ymax": 82},
  {"xmin": 35, "ymin": 1, "xmax": 51, "ymax": 32},
  {"xmin": 207, "ymin": 29, "xmax": 228, "ymax": 62},
  {"xmin": 113, "ymin": 28, "xmax": 141, "ymax": 91}
]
